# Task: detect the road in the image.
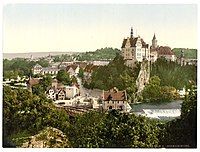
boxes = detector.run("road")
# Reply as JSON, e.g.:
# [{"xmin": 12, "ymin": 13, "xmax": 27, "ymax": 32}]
[{"xmin": 76, "ymin": 77, "xmax": 102, "ymax": 98}]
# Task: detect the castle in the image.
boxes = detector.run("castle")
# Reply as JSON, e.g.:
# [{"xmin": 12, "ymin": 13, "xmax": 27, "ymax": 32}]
[
  {"xmin": 121, "ymin": 27, "xmax": 150, "ymax": 67},
  {"xmin": 121, "ymin": 28, "xmax": 176, "ymax": 67}
]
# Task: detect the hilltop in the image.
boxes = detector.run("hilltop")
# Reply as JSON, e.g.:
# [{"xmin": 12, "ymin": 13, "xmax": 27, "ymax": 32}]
[{"xmin": 172, "ymin": 48, "xmax": 197, "ymax": 59}]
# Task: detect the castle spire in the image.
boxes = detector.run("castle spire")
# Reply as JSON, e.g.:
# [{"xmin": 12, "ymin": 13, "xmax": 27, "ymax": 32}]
[
  {"xmin": 130, "ymin": 27, "xmax": 133, "ymax": 38},
  {"xmin": 152, "ymin": 33, "xmax": 158, "ymax": 49},
  {"xmin": 153, "ymin": 33, "xmax": 156, "ymax": 40}
]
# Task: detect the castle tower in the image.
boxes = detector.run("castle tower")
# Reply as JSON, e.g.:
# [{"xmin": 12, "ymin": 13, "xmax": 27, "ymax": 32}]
[
  {"xmin": 130, "ymin": 27, "xmax": 133, "ymax": 38},
  {"xmin": 152, "ymin": 33, "xmax": 158, "ymax": 49}
]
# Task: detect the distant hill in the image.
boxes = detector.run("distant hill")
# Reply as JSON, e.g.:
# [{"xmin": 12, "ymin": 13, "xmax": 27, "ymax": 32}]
[
  {"xmin": 74, "ymin": 47, "xmax": 120, "ymax": 61},
  {"xmin": 172, "ymin": 48, "xmax": 197, "ymax": 59},
  {"xmin": 3, "ymin": 52, "xmax": 80, "ymax": 60}
]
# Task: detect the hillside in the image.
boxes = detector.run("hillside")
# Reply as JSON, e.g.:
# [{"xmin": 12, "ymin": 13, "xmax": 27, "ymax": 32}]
[
  {"xmin": 151, "ymin": 58, "xmax": 197, "ymax": 89},
  {"xmin": 74, "ymin": 47, "xmax": 120, "ymax": 61},
  {"xmin": 172, "ymin": 48, "xmax": 197, "ymax": 59}
]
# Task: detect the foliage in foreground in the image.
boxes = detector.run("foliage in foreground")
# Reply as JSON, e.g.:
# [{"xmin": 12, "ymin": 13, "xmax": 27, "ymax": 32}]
[
  {"xmin": 3, "ymin": 84, "xmax": 197, "ymax": 148},
  {"xmin": 67, "ymin": 110, "xmax": 161, "ymax": 148},
  {"xmin": 160, "ymin": 84, "xmax": 197, "ymax": 148},
  {"xmin": 3, "ymin": 86, "xmax": 69, "ymax": 147}
]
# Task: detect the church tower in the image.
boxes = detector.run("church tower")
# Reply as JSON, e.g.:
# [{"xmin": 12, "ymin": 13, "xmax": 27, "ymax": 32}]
[{"xmin": 152, "ymin": 33, "xmax": 158, "ymax": 49}]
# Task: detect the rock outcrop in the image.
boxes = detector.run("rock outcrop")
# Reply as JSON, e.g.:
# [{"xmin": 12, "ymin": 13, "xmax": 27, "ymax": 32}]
[
  {"xmin": 135, "ymin": 60, "xmax": 150, "ymax": 101},
  {"xmin": 21, "ymin": 127, "xmax": 70, "ymax": 148}
]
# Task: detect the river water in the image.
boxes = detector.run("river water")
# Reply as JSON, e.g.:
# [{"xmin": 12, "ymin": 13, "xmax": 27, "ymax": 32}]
[
  {"xmin": 130, "ymin": 100, "xmax": 183, "ymax": 120},
  {"xmin": 130, "ymin": 100, "xmax": 183, "ymax": 112}
]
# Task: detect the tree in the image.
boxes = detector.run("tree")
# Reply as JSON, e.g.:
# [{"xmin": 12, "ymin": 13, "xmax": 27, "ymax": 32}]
[
  {"xmin": 3, "ymin": 86, "xmax": 70, "ymax": 147},
  {"xmin": 71, "ymin": 76, "xmax": 77, "ymax": 84},
  {"xmin": 56, "ymin": 70, "xmax": 71, "ymax": 85},
  {"xmin": 41, "ymin": 74, "xmax": 52, "ymax": 89},
  {"xmin": 160, "ymin": 84, "xmax": 197, "ymax": 148},
  {"xmin": 160, "ymin": 86, "xmax": 177, "ymax": 102},
  {"xmin": 66, "ymin": 110, "xmax": 161, "ymax": 148},
  {"xmin": 32, "ymin": 84, "xmax": 45, "ymax": 96},
  {"xmin": 89, "ymin": 54, "xmax": 138, "ymax": 92},
  {"xmin": 151, "ymin": 58, "xmax": 197, "ymax": 89},
  {"xmin": 78, "ymin": 67, "xmax": 84, "ymax": 79},
  {"xmin": 142, "ymin": 76, "xmax": 161, "ymax": 102}
]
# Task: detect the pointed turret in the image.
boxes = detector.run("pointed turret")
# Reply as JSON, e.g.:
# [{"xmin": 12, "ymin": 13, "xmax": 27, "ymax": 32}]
[
  {"xmin": 152, "ymin": 33, "xmax": 158, "ymax": 49},
  {"xmin": 153, "ymin": 33, "xmax": 156, "ymax": 40},
  {"xmin": 130, "ymin": 27, "xmax": 133, "ymax": 38}
]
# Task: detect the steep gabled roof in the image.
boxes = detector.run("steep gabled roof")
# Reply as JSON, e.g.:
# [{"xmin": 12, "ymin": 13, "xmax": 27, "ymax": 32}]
[
  {"xmin": 27, "ymin": 77, "xmax": 40, "ymax": 86},
  {"xmin": 66, "ymin": 64, "xmax": 78, "ymax": 71},
  {"xmin": 121, "ymin": 37, "xmax": 148, "ymax": 48},
  {"xmin": 157, "ymin": 46, "xmax": 175, "ymax": 56},
  {"xmin": 103, "ymin": 88, "xmax": 127, "ymax": 101}
]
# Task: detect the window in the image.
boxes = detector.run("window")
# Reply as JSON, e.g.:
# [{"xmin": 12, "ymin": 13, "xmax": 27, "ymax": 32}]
[
  {"xmin": 112, "ymin": 101, "xmax": 114, "ymax": 104},
  {"xmin": 137, "ymin": 53, "xmax": 141, "ymax": 57}
]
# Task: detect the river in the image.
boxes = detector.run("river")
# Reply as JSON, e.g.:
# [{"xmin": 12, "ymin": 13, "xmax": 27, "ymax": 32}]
[
  {"xmin": 130, "ymin": 100, "xmax": 183, "ymax": 112},
  {"xmin": 130, "ymin": 100, "xmax": 183, "ymax": 120}
]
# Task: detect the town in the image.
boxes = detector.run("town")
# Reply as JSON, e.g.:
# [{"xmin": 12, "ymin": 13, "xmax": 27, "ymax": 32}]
[
  {"xmin": 3, "ymin": 3, "xmax": 198, "ymax": 148},
  {"xmin": 3, "ymin": 28, "xmax": 197, "ymax": 120}
]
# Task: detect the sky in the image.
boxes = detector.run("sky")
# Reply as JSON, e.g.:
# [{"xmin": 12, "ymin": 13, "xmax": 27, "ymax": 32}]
[{"xmin": 3, "ymin": 4, "xmax": 198, "ymax": 53}]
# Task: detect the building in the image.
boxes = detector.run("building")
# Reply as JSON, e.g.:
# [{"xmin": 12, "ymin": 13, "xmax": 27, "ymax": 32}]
[
  {"xmin": 42, "ymin": 67, "xmax": 60, "ymax": 75},
  {"xmin": 121, "ymin": 27, "xmax": 149, "ymax": 67},
  {"xmin": 46, "ymin": 80, "xmax": 80, "ymax": 101},
  {"xmin": 157, "ymin": 46, "xmax": 176, "ymax": 61},
  {"xmin": 57, "ymin": 89, "xmax": 66, "ymax": 100},
  {"xmin": 64, "ymin": 85, "xmax": 80, "ymax": 99},
  {"xmin": 66, "ymin": 64, "xmax": 80, "ymax": 77},
  {"xmin": 46, "ymin": 87, "xmax": 57, "ymax": 101},
  {"xmin": 102, "ymin": 87, "xmax": 128, "ymax": 111},
  {"xmin": 32, "ymin": 64, "xmax": 43, "ymax": 75},
  {"xmin": 150, "ymin": 34, "xmax": 176, "ymax": 62},
  {"xmin": 27, "ymin": 77, "xmax": 40, "ymax": 91},
  {"xmin": 91, "ymin": 61, "xmax": 110, "ymax": 66}
]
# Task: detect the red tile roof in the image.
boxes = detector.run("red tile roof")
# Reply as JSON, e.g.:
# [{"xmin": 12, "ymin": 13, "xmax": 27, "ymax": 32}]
[
  {"xmin": 157, "ymin": 46, "xmax": 175, "ymax": 55},
  {"xmin": 27, "ymin": 77, "xmax": 40, "ymax": 86},
  {"xmin": 103, "ymin": 88, "xmax": 127, "ymax": 101}
]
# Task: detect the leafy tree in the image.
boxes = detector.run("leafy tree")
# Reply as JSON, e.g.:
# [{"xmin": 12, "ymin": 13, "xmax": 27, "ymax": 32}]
[
  {"xmin": 89, "ymin": 54, "xmax": 139, "ymax": 99},
  {"xmin": 3, "ymin": 86, "xmax": 70, "ymax": 147},
  {"xmin": 67, "ymin": 110, "xmax": 161, "ymax": 148},
  {"xmin": 73, "ymin": 47, "xmax": 120, "ymax": 61},
  {"xmin": 71, "ymin": 76, "xmax": 77, "ymax": 84},
  {"xmin": 32, "ymin": 84, "xmax": 45, "ymax": 96},
  {"xmin": 151, "ymin": 58, "xmax": 197, "ymax": 89},
  {"xmin": 160, "ymin": 84, "xmax": 197, "ymax": 148},
  {"xmin": 36, "ymin": 58, "xmax": 49, "ymax": 67},
  {"xmin": 56, "ymin": 70, "xmax": 71, "ymax": 85},
  {"xmin": 142, "ymin": 76, "xmax": 177, "ymax": 102},
  {"xmin": 160, "ymin": 86, "xmax": 177, "ymax": 102},
  {"xmin": 142, "ymin": 76, "xmax": 161, "ymax": 102},
  {"xmin": 41, "ymin": 74, "xmax": 53, "ymax": 89},
  {"xmin": 172, "ymin": 48, "xmax": 197, "ymax": 59},
  {"xmin": 78, "ymin": 67, "xmax": 84, "ymax": 78}
]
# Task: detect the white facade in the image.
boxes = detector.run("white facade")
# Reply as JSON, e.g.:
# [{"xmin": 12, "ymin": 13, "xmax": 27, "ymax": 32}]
[
  {"xmin": 121, "ymin": 36, "xmax": 150, "ymax": 67},
  {"xmin": 42, "ymin": 68, "xmax": 59, "ymax": 75},
  {"xmin": 46, "ymin": 88, "xmax": 57, "ymax": 100},
  {"xmin": 92, "ymin": 61, "xmax": 110, "ymax": 66},
  {"xmin": 150, "ymin": 51, "xmax": 158, "ymax": 62},
  {"xmin": 65, "ymin": 85, "xmax": 80, "ymax": 99},
  {"xmin": 33, "ymin": 64, "xmax": 43, "ymax": 75}
]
